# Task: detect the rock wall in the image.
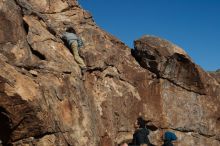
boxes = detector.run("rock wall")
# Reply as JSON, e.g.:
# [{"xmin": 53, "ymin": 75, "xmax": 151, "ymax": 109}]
[
  {"xmin": 210, "ymin": 70, "xmax": 220, "ymax": 84},
  {"xmin": 0, "ymin": 0, "xmax": 220, "ymax": 146}
]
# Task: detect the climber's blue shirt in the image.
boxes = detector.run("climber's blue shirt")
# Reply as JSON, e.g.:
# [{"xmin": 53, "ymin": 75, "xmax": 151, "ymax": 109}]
[{"xmin": 62, "ymin": 32, "xmax": 83, "ymax": 48}]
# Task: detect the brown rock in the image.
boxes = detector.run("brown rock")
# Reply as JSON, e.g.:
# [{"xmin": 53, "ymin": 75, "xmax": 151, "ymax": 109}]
[
  {"xmin": 210, "ymin": 69, "xmax": 220, "ymax": 84},
  {"xmin": 0, "ymin": 0, "xmax": 220, "ymax": 146},
  {"xmin": 133, "ymin": 35, "xmax": 207, "ymax": 94}
]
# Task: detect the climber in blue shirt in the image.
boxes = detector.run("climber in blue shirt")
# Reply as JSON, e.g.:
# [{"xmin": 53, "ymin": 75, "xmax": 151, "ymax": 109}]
[{"xmin": 62, "ymin": 27, "xmax": 86, "ymax": 69}]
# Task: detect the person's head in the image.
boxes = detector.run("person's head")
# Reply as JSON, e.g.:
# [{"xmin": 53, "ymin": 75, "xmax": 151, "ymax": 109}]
[
  {"xmin": 136, "ymin": 116, "xmax": 146, "ymax": 128},
  {"xmin": 66, "ymin": 27, "xmax": 76, "ymax": 34}
]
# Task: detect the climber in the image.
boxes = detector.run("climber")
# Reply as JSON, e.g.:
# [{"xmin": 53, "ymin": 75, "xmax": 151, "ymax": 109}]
[
  {"xmin": 62, "ymin": 27, "xmax": 86, "ymax": 70},
  {"xmin": 128, "ymin": 117, "xmax": 154, "ymax": 146},
  {"xmin": 162, "ymin": 131, "xmax": 177, "ymax": 146}
]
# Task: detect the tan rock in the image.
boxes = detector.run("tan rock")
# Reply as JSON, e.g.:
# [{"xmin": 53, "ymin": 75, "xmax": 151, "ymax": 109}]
[{"xmin": 0, "ymin": 0, "xmax": 219, "ymax": 146}]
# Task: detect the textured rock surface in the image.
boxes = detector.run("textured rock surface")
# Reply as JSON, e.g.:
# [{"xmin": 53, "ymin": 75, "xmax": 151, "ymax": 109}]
[
  {"xmin": 0, "ymin": 0, "xmax": 220, "ymax": 146},
  {"xmin": 210, "ymin": 69, "xmax": 220, "ymax": 84}
]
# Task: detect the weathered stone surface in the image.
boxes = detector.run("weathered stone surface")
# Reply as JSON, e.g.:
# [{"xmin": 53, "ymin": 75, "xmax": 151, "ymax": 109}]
[
  {"xmin": 133, "ymin": 35, "xmax": 220, "ymax": 145},
  {"xmin": 0, "ymin": 0, "xmax": 220, "ymax": 146},
  {"xmin": 210, "ymin": 69, "xmax": 220, "ymax": 84},
  {"xmin": 134, "ymin": 35, "xmax": 206, "ymax": 94}
]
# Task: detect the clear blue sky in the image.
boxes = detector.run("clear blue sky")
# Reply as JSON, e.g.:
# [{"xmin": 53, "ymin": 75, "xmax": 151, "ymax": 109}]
[{"xmin": 79, "ymin": 0, "xmax": 220, "ymax": 71}]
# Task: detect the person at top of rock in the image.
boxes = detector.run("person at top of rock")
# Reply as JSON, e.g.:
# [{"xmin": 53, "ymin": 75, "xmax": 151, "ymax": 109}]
[{"xmin": 62, "ymin": 27, "xmax": 86, "ymax": 70}]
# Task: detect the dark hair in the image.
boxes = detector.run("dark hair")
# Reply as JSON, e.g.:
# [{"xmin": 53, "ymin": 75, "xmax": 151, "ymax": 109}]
[
  {"xmin": 66, "ymin": 27, "xmax": 76, "ymax": 33},
  {"xmin": 137, "ymin": 117, "xmax": 146, "ymax": 128}
]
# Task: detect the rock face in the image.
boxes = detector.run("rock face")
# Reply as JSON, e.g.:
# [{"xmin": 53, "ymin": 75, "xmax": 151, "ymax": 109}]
[
  {"xmin": 210, "ymin": 69, "xmax": 220, "ymax": 84},
  {"xmin": 0, "ymin": 0, "xmax": 220, "ymax": 146}
]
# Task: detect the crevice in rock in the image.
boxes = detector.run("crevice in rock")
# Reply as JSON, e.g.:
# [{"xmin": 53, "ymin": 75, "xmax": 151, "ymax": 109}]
[
  {"xmin": 11, "ymin": 130, "xmax": 69, "ymax": 144},
  {"xmin": 23, "ymin": 20, "xmax": 29, "ymax": 34},
  {"xmin": 86, "ymin": 67, "xmax": 105, "ymax": 73},
  {"xmin": 0, "ymin": 107, "xmax": 12, "ymax": 145},
  {"xmin": 46, "ymin": 25, "xmax": 57, "ymax": 36},
  {"xmin": 23, "ymin": 39, "xmax": 47, "ymax": 61},
  {"xmin": 172, "ymin": 127, "xmax": 195, "ymax": 133},
  {"xmin": 198, "ymin": 132, "xmax": 215, "ymax": 138},
  {"xmin": 62, "ymin": 71, "xmax": 72, "ymax": 74},
  {"xmin": 171, "ymin": 127, "xmax": 215, "ymax": 139},
  {"xmin": 42, "ymin": 9, "xmax": 77, "ymax": 15},
  {"xmin": 42, "ymin": 8, "xmax": 76, "ymax": 15},
  {"xmin": 86, "ymin": 64, "xmax": 121, "ymax": 74},
  {"xmin": 10, "ymin": 117, "xmax": 26, "ymax": 134},
  {"xmin": 174, "ymin": 53, "xmax": 189, "ymax": 63},
  {"xmin": 33, "ymin": 131, "xmax": 60, "ymax": 140},
  {"xmin": 216, "ymin": 117, "xmax": 220, "ymax": 128},
  {"xmin": 15, "ymin": 64, "xmax": 42, "ymax": 71},
  {"xmin": 161, "ymin": 77, "xmax": 206, "ymax": 95},
  {"xmin": 104, "ymin": 74, "xmax": 115, "ymax": 79},
  {"xmin": 30, "ymin": 47, "xmax": 46, "ymax": 60},
  {"xmin": 61, "ymin": 6, "xmax": 75, "ymax": 13},
  {"xmin": 131, "ymin": 49, "xmax": 160, "ymax": 77},
  {"xmin": 146, "ymin": 124, "xmax": 158, "ymax": 131},
  {"xmin": 86, "ymin": 65, "xmax": 135, "ymax": 87}
]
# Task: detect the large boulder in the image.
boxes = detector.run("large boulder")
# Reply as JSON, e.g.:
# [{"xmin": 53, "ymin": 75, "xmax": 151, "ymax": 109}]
[
  {"xmin": 133, "ymin": 35, "xmax": 208, "ymax": 94},
  {"xmin": 0, "ymin": 0, "xmax": 220, "ymax": 146},
  {"xmin": 210, "ymin": 69, "xmax": 220, "ymax": 84},
  {"xmin": 132, "ymin": 35, "xmax": 220, "ymax": 144}
]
